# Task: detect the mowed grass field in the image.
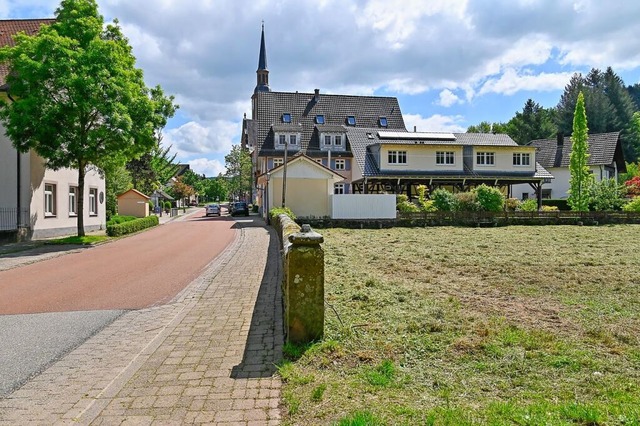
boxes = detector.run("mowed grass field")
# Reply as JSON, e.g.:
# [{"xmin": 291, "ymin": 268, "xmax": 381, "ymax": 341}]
[{"xmin": 279, "ymin": 225, "xmax": 640, "ymax": 425}]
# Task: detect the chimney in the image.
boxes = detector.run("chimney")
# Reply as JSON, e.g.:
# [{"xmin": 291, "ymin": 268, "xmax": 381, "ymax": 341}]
[
  {"xmin": 557, "ymin": 132, "xmax": 564, "ymax": 147},
  {"xmin": 314, "ymin": 88, "xmax": 320, "ymax": 103},
  {"xmin": 414, "ymin": 126, "xmax": 417, "ymax": 132}
]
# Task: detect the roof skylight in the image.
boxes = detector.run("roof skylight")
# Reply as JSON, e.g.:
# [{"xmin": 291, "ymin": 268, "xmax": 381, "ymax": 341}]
[
  {"xmin": 315, "ymin": 115, "xmax": 325, "ymax": 124},
  {"xmin": 379, "ymin": 117, "xmax": 388, "ymax": 127},
  {"xmin": 346, "ymin": 115, "xmax": 356, "ymax": 126},
  {"xmin": 282, "ymin": 113, "xmax": 291, "ymax": 123}
]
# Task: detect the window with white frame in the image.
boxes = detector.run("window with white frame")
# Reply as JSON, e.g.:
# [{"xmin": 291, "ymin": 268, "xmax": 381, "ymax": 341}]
[
  {"xmin": 289, "ymin": 134, "xmax": 297, "ymax": 145},
  {"xmin": 273, "ymin": 158, "xmax": 284, "ymax": 167},
  {"xmin": 324, "ymin": 135, "xmax": 332, "ymax": 146},
  {"xmin": 388, "ymin": 150, "xmax": 407, "ymax": 164},
  {"xmin": 278, "ymin": 134, "xmax": 286, "ymax": 146},
  {"xmin": 44, "ymin": 183, "xmax": 56, "ymax": 216},
  {"xmin": 436, "ymin": 151, "xmax": 455, "ymax": 165},
  {"xmin": 334, "ymin": 183, "xmax": 345, "ymax": 194},
  {"xmin": 513, "ymin": 152, "xmax": 531, "ymax": 166},
  {"xmin": 334, "ymin": 135, "xmax": 343, "ymax": 147},
  {"xmin": 335, "ymin": 159, "xmax": 346, "ymax": 170},
  {"xmin": 89, "ymin": 188, "xmax": 98, "ymax": 215},
  {"xmin": 476, "ymin": 152, "xmax": 495, "ymax": 165},
  {"xmin": 68, "ymin": 186, "xmax": 78, "ymax": 216}
]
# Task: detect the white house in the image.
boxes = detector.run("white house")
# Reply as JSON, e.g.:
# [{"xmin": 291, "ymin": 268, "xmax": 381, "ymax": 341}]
[{"xmin": 511, "ymin": 132, "xmax": 626, "ymax": 200}]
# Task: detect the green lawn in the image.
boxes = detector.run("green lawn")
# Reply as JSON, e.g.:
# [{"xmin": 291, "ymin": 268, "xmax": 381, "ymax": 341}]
[{"xmin": 279, "ymin": 225, "xmax": 640, "ymax": 425}]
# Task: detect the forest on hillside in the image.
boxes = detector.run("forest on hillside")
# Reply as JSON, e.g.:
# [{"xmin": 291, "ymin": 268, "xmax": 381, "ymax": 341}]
[{"xmin": 467, "ymin": 67, "xmax": 640, "ymax": 163}]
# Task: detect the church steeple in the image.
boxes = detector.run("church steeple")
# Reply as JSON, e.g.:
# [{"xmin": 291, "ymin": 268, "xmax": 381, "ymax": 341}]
[{"xmin": 254, "ymin": 23, "xmax": 270, "ymax": 94}]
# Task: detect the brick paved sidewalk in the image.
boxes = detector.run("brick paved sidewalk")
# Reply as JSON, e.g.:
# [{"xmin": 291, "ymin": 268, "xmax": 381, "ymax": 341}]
[{"xmin": 0, "ymin": 220, "xmax": 284, "ymax": 425}]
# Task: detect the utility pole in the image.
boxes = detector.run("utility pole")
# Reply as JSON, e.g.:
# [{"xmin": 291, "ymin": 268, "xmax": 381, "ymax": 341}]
[{"xmin": 282, "ymin": 137, "xmax": 288, "ymax": 207}]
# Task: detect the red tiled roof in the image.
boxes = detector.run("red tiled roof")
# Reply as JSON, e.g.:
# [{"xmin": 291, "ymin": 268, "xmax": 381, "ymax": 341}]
[{"xmin": 0, "ymin": 19, "xmax": 55, "ymax": 87}]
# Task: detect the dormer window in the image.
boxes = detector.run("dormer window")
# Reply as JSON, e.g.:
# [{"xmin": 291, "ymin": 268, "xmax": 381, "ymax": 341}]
[
  {"xmin": 324, "ymin": 135, "xmax": 332, "ymax": 146},
  {"xmin": 315, "ymin": 115, "xmax": 325, "ymax": 124},
  {"xmin": 282, "ymin": 113, "xmax": 291, "ymax": 123},
  {"xmin": 379, "ymin": 117, "xmax": 388, "ymax": 127},
  {"xmin": 335, "ymin": 135, "xmax": 342, "ymax": 147},
  {"xmin": 346, "ymin": 115, "xmax": 356, "ymax": 126},
  {"xmin": 274, "ymin": 131, "xmax": 301, "ymax": 151}
]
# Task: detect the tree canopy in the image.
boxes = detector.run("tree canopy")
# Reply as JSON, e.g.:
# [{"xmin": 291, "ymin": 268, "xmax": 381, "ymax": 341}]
[
  {"xmin": 224, "ymin": 145, "xmax": 252, "ymax": 201},
  {"xmin": 0, "ymin": 0, "xmax": 175, "ymax": 235}
]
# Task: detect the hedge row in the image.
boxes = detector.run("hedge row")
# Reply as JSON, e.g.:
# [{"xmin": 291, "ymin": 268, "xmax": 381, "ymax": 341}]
[{"xmin": 106, "ymin": 215, "xmax": 159, "ymax": 237}]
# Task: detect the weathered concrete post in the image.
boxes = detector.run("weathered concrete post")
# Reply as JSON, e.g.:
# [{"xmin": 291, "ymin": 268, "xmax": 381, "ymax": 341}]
[{"xmin": 285, "ymin": 224, "xmax": 324, "ymax": 344}]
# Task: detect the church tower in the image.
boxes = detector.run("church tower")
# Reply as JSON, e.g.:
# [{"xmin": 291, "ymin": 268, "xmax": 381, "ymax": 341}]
[{"xmin": 254, "ymin": 23, "xmax": 270, "ymax": 94}]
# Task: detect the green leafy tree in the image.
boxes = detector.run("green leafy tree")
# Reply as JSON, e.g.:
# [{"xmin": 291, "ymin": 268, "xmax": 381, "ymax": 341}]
[
  {"xmin": 568, "ymin": 92, "xmax": 594, "ymax": 211},
  {"xmin": 588, "ymin": 179, "xmax": 627, "ymax": 211},
  {"xmin": 168, "ymin": 177, "xmax": 194, "ymax": 207},
  {"xmin": 474, "ymin": 184, "xmax": 505, "ymax": 212},
  {"xmin": 0, "ymin": 0, "xmax": 173, "ymax": 236},
  {"xmin": 203, "ymin": 175, "xmax": 228, "ymax": 202},
  {"xmin": 622, "ymin": 196, "xmax": 640, "ymax": 212},
  {"xmin": 431, "ymin": 188, "xmax": 458, "ymax": 211},
  {"xmin": 224, "ymin": 145, "xmax": 252, "ymax": 201},
  {"xmin": 104, "ymin": 163, "xmax": 132, "ymax": 221},
  {"xmin": 466, "ymin": 121, "xmax": 508, "ymax": 134},
  {"xmin": 505, "ymin": 99, "xmax": 557, "ymax": 145}
]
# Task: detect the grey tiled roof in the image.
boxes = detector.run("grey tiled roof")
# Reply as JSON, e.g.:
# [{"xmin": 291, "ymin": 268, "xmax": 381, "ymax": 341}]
[
  {"xmin": 347, "ymin": 127, "xmax": 551, "ymax": 181},
  {"xmin": 529, "ymin": 132, "xmax": 624, "ymax": 168},
  {"xmin": 252, "ymin": 90, "xmax": 405, "ymax": 156}
]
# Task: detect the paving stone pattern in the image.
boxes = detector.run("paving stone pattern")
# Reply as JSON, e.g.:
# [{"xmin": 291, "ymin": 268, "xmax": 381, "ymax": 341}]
[{"xmin": 0, "ymin": 222, "xmax": 284, "ymax": 425}]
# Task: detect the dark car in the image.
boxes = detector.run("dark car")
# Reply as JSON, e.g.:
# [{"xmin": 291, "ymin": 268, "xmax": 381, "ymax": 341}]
[{"xmin": 230, "ymin": 201, "xmax": 249, "ymax": 216}]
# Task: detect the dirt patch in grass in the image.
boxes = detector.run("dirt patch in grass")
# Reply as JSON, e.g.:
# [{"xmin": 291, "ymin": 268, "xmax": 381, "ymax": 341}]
[{"xmin": 279, "ymin": 225, "xmax": 640, "ymax": 425}]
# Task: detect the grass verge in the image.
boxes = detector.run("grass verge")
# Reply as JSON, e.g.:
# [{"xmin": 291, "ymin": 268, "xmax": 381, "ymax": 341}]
[
  {"xmin": 44, "ymin": 235, "xmax": 108, "ymax": 245},
  {"xmin": 279, "ymin": 225, "xmax": 640, "ymax": 425}
]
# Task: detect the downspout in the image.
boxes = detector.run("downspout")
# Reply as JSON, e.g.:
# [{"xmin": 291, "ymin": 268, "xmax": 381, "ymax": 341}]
[{"xmin": 7, "ymin": 92, "xmax": 21, "ymax": 230}]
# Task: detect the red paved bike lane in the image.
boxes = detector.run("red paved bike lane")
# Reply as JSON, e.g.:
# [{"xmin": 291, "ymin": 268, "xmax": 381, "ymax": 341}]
[{"xmin": 0, "ymin": 212, "xmax": 236, "ymax": 315}]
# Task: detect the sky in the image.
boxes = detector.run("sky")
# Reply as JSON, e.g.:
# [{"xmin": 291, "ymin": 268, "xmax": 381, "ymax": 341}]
[{"xmin": 3, "ymin": 0, "xmax": 640, "ymax": 177}]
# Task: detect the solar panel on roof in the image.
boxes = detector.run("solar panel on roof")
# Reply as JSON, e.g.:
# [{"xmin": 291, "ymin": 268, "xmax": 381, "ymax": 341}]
[{"xmin": 378, "ymin": 131, "xmax": 456, "ymax": 140}]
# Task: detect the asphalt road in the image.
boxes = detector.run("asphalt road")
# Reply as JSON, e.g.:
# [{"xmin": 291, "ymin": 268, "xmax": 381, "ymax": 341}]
[{"xmin": 0, "ymin": 210, "xmax": 238, "ymax": 396}]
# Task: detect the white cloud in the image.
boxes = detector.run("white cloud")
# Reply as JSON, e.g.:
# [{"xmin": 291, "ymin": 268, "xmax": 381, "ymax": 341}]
[
  {"xmin": 163, "ymin": 120, "xmax": 240, "ymax": 159},
  {"xmin": 403, "ymin": 113, "xmax": 467, "ymax": 133},
  {"xmin": 479, "ymin": 69, "xmax": 575, "ymax": 96},
  {"xmin": 188, "ymin": 158, "xmax": 226, "ymax": 177},
  {"xmin": 437, "ymin": 89, "xmax": 462, "ymax": 107}
]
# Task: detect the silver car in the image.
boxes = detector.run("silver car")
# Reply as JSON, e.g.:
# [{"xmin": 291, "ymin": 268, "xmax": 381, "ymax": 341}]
[{"xmin": 205, "ymin": 204, "xmax": 221, "ymax": 217}]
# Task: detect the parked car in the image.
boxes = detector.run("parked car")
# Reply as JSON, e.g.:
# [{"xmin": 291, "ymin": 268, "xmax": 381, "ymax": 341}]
[
  {"xmin": 230, "ymin": 201, "xmax": 249, "ymax": 216},
  {"xmin": 205, "ymin": 203, "xmax": 221, "ymax": 217}
]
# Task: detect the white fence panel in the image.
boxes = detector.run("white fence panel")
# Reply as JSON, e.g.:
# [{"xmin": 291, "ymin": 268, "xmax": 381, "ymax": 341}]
[{"xmin": 330, "ymin": 194, "xmax": 397, "ymax": 219}]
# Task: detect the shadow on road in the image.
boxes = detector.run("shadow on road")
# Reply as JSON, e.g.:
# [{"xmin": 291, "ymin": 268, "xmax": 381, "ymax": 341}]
[
  {"xmin": 230, "ymin": 219, "xmax": 284, "ymax": 379},
  {"xmin": 0, "ymin": 243, "xmax": 91, "ymax": 259}
]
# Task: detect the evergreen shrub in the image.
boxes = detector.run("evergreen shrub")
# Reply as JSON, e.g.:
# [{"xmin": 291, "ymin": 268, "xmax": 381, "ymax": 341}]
[{"xmin": 106, "ymin": 215, "xmax": 159, "ymax": 237}]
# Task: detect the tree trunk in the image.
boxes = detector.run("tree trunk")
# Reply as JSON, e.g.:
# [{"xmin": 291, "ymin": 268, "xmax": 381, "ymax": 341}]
[{"xmin": 77, "ymin": 162, "xmax": 86, "ymax": 237}]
